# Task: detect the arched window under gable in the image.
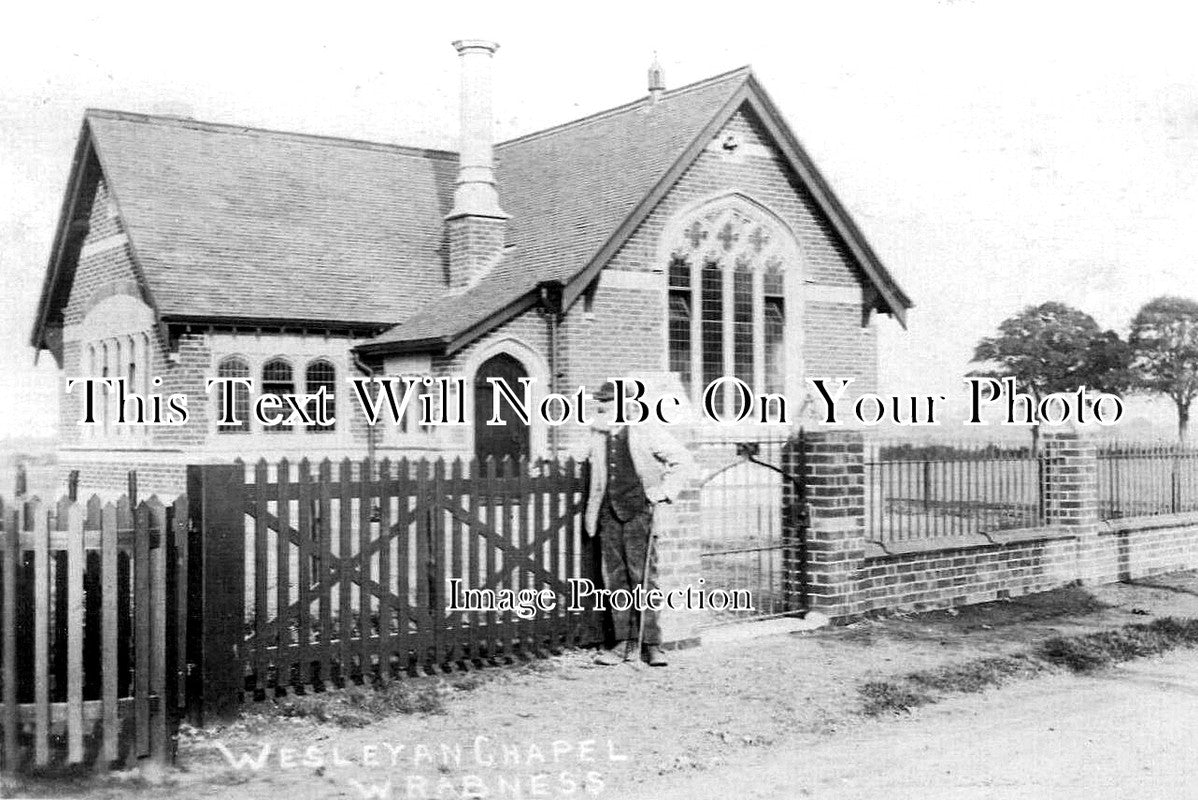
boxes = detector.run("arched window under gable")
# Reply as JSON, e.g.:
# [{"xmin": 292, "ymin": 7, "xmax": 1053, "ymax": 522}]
[{"xmin": 664, "ymin": 196, "xmax": 799, "ymax": 415}]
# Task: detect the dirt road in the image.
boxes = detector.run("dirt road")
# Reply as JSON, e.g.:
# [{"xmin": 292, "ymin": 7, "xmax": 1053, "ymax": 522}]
[
  {"xmin": 11, "ymin": 575, "xmax": 1198, "ymax": 799},
  {"xmin": 644, "ymin": 648, "xmax": 1198, "ymax": 800}
]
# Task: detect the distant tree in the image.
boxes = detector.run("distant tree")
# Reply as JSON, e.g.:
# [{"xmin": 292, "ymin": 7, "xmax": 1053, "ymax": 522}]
[
  {"xmin": 970, "ymin": 302, "xmax": 1133, "ymax": 452},
  {"xmin": 1128, "ymin": 296, "xmax": 1198, "ymax": 442}
]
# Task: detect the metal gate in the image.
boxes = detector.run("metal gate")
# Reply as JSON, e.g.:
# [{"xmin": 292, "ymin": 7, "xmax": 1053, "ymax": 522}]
[{"xmin": 696, "ymin": 441, "xmax": 806, "ymax": 624}]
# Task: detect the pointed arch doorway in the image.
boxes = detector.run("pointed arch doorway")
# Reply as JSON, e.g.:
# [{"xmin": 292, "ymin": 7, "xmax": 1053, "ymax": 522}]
[{"xmin": 473, "ymin": 352, "xmax": 531, "ymax": 465}]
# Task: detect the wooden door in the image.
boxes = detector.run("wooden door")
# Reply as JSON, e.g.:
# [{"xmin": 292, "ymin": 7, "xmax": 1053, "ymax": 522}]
[{"xmin": 473, "ymin": 353, "xmax": 530, "ymax": 465}]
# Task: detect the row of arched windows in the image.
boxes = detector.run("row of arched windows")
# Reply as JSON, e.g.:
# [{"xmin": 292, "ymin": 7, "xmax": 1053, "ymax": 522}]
[{"xmin": 216, "ymin": 356, "xmax": 337, "ymax": 434}]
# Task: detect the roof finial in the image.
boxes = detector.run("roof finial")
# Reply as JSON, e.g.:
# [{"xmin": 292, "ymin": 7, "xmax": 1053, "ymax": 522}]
[{"xmin": 648, "ymin": 53, "xmax": 665, "ymax": 105}]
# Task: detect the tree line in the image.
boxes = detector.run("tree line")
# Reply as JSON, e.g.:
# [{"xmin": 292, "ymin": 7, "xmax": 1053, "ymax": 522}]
[{"xmin": 970, "ymin": 297, "xmax": 1198, "ymax": 444}]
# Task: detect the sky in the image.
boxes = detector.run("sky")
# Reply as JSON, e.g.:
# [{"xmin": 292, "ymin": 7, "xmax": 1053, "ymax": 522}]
[{"xmin": 2, "ymin": 0, "xmax": 1197, "ymax": 439}]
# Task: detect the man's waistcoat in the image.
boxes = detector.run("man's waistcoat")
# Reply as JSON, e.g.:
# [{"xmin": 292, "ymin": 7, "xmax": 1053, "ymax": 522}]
[{"xmin": 604, "ymin": 428, "xmax": 648, "ymax": 521}]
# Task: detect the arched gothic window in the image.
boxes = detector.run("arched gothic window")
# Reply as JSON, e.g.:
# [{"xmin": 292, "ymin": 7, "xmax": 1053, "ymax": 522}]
[{"xmin": 665, "ymin": 198, "xmax": 797, "ymax": 413}]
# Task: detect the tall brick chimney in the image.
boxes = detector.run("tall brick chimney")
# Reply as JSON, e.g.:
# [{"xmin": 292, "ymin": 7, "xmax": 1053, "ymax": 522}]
[{"xmin": 446, "ymin": 39, "xmax": 507, "ymax": 289}]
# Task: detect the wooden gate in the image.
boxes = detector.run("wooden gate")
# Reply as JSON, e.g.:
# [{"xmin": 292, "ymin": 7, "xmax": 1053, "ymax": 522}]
[
  {"xmin": 189, "ymin": 457, "xmax": 599, "ymax": 708},
  {"xmin": 0, "ymin": 493, "xmax": 187, "ymax": 772}
]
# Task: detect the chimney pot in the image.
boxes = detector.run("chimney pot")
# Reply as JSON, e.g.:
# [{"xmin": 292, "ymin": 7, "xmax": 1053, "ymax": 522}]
[
  {"xmin": 447, "ymin": 39, "xmax": 507, "ymax": 221},
  {"xmin": 446, "ymin": 39, "xmax": 507, "ymax": 290},
  {"xmin": 648, "ymin": 55, "xmax": 666, "ymax": 104}
]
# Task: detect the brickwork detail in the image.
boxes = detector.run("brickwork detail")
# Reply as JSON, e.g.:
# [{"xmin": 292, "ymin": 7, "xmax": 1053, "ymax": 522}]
[
  {"xmin": 1041, "ymin": 430, "xmax": 1098, "ymax": 527},
  {"xmin": 447, "ymin": 216, "xmax": 506, "ymax": 290},
  {"xmin": 652, "ymin": 487, "xmax": 705, "ymax": 648},
  {"xmin": 55, "ymin": 460, "xmax": 187, "ymax": 500},
  {"xmin": 785, "ymin": 430, "xmax": 866, "ymax": 618},
  {"xmin": 63, "ymin": 176, "xmax": 134, "ymax": 327}
]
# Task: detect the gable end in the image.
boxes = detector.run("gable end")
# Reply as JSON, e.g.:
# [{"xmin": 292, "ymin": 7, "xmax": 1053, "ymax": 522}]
[{"xmin": 31, "ymin": 121, "xmax": 163, "ymax": 364}]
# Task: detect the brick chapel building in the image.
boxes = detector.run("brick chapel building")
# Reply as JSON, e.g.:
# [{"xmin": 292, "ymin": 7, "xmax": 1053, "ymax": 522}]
[{"xmin": 30, "ymin": 42, "xmax": 912, "ymax": 497}]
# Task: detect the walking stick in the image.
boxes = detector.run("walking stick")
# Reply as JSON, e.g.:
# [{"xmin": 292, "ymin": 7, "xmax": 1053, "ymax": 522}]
[{"xmin": 634, "ymin": 529, "xmax": 658, "ymax": 664}]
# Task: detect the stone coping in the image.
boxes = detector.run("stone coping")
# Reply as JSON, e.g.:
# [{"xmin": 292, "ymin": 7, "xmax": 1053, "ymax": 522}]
[
  {"xmin": 1099, "ymin": 510, "xmax": 1198, "ymax": 535},
  {"xmin": 864, "ymin": 525, "xmax": 1079, "ymax": 559}
]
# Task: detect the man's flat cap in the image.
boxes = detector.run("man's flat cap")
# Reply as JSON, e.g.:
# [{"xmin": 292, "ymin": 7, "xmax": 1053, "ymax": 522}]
[{"xmin": 593, "ymin": 381, "xmax": 618, "ymax": 402}]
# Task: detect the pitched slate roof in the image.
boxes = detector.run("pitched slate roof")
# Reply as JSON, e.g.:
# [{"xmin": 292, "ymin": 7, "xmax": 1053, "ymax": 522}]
[
  {"xmin": 32, "ymin": 66, "xmax": 912, "ymax": 354},
  {"xmin": 364, "ymin": 67, "xmax": 756, "ymax": 352},
  {"xmin": 85, "ymin": 114, "xmax": 457, "ymax": 326},
  {"xmin": 366, "ymin": 67, "xmax": 914, "ymax": 353}
]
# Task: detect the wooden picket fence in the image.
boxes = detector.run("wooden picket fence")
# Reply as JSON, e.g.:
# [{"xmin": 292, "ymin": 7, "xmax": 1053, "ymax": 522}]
[
  {"xmin": 188, "ymin": 457, "xmax": 601, "ymax": 702},
  {"xmin": 0, "ymin": 493, "xmax": 187, "ymax": 772}
]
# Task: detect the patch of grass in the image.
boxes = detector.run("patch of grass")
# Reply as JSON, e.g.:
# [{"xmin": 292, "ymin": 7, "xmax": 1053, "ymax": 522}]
[
  {"xmin": 838, "ymin": 585, "xmax": 1113, "ymax": 648},
  {"xmin": 451, "ymin": 673, "xmax": 488, "ymax": 692},
  {"xmin": 1037, "ymin": 616, "xmax": 1198, "ymax": 673},
  {"xmin": 1036, "ymin": 635, "xmax": 1115, "ymax": 672},
  {"xmin": 270, "ymin": 680, "xmax": 446, "ymax": 728},
  {"xmin": 858, "ymin": 681, "xmax": 933, "ymax": 716},
  {"xmin": 859, "ymin": 616, "xmax": 1198, "ymax": 716},
  {"xmin": 932, "ymin": 584, "xmax": 1109, "ymax": 628},
  {"xmin": 905, "ymin": 654, "xmax": 1043, "ymax": 694}
]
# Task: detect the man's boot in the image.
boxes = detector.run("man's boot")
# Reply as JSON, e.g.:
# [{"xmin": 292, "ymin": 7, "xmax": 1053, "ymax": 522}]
[
  {"xmin": 594, "ymin": 641, "xmax": 629, "ymax": 665},
  {"xmin": 643, "ymin": 644, "xmax": 668, "ymax": 667}
]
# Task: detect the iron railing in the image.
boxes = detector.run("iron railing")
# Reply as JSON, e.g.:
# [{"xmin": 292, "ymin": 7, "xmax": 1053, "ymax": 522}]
[
  {"xmin": 1098, "ymin": 442, "xmax": 1198, "ymax": 520},
  {"xmin": 865, "ymin": 440, "xmax": 1043, "ymax": 544}
]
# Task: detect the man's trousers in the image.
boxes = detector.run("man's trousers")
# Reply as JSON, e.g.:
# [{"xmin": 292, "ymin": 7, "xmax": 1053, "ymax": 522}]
[{"xmin": 597, "ymin": 498, "xmax": 660, "ymax": 645}]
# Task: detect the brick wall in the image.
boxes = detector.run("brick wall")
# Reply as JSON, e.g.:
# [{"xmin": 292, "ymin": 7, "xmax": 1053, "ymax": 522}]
[
  {"xmin": 62, "ymin": 176, "xmax": 132, "ymax": 327},
  {"xmin": 854, "ymin": 534, "xmax": 1081, "ymax": 614},
  {"xmin": 52, "ymin": 458, "xmax": 187, "ymax": 500},
  {"xmin": 154, "ymin": 333, "xmax": 211, "ymax": 448},
  {"xmin": 802, "ymin": 301, "xmax": 877, "ymax": 394},
  {"xmin": 787, "ymin": 429, "xmax": 1198, "ymax": 620}
]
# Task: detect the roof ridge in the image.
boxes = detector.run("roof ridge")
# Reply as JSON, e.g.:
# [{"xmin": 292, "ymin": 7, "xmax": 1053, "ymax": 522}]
[
  {"xmin": 82, "ymin": 65, "xmax": 754, "ymax": 161},
  {"xmin": 84, "ymin": 108, "xmax": 459, "ymax": 160},
  {"xmin": 495, "ymin": 65, "xmax": 753, "ymax": 149}
]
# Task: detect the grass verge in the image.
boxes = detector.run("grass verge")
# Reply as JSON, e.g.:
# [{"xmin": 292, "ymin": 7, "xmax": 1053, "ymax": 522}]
[
  {"xmin": 267, "ymin": 680, "xmax": 446, "ymax": 728},
  {"xmin": 859, "ymin": 616, "xmax": 1198, "ymax": 716}
]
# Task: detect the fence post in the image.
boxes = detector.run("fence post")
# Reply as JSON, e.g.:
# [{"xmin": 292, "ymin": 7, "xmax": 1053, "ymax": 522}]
[
  {"xmin": 186, "ymin": 464, "xmax": 245, "ymax": 724},
  {"xmin": 790, "ymin": 430, "xmax": 866, "ymax": 620}
]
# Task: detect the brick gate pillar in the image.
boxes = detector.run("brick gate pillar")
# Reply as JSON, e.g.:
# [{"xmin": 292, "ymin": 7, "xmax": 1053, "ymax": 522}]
[
  {"xmin": 785, "ymin": 429, "xmax": 866, "ymax": 620},
  {"xmin": 1040, "ymin": 430, "xmax": 1100, "ymax": 582},
  {"xmin": 653, "ymin": 484, "xmax": 705, "ymax": 649}
]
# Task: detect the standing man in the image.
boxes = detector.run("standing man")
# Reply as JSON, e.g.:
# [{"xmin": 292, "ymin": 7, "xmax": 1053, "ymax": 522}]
[{"xmin": 578, "ymin": 381, "xmax": 697, "ymax": 667}]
